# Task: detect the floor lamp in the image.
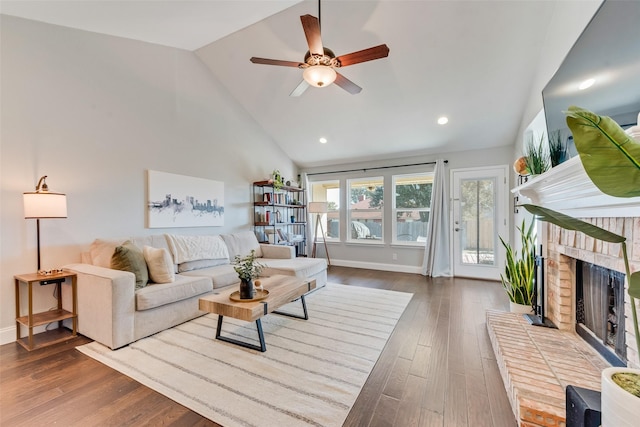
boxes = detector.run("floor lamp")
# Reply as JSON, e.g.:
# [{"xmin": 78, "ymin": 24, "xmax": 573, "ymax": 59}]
[
  {"xmin": 23, "ymin": 176, "xmax": 67, "ymax": 271},
  {"xmin": 308, "ymin": 202, "xmax": 331, "ymax": 266}
]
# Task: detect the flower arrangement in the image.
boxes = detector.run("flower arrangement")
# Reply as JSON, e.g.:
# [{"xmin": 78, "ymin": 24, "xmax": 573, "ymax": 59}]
[{"xmin": 233, "ymin": 249, "xmax": 264, "ymax": 281}]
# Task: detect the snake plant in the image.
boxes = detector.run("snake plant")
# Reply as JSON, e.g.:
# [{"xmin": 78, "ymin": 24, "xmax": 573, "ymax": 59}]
[{"xmin": 499, "ymin": 219, "xmax": 536, "ymax": 306}]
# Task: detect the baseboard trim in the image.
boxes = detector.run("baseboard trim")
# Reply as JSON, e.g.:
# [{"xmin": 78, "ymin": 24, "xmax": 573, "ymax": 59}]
[
  {"xmin": 1, "ymin": 324, "xmax": 49, "ymax": 345},
  {"xmin": 328, "ymin": 259, "xmax": 422, "ymax": 274},
  {"xmin": 0, "ymin": 326, "xmax": 16, "ymax": 345}
]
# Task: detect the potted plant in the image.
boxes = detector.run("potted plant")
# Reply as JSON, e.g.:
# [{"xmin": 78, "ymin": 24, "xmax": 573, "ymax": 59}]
[
  {"xmin": 524, "ymin": 133, "xmax": 550, "ymax": 176},
  {"xmin": 499, "ymin": 219, "xmax": 536, "ymax": 313},
  {"xmin": 270, "ymin": 169, "xmax": 284, "ymax": 191},
  {"xmin": 233, "ymin": 249, "xmax": 264, "ymax": 299},
  {"xmin": 548, "ymin": 129, "xmax": 567, "ymax": 167},
  {"xmin": 522, "ymin": 106, "xmax": 640, "ymax": 426}
]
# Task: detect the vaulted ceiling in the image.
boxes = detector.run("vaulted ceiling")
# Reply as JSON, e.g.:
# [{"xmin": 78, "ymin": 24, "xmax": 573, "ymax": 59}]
[{"xmin": 1, "ymin": 0, "xmax": 600, "ymax": 168}]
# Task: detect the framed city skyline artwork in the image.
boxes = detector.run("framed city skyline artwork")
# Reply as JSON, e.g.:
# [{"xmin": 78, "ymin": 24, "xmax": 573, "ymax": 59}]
[{"xmin": 147, "ymin": 170, "xmax": 224, "ymax": 228}]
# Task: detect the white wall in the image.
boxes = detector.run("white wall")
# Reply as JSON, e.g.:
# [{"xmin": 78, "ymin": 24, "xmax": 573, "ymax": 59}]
[{"xmin": 0, "ymin": 16, "xmax": 297, "ymax": 341}]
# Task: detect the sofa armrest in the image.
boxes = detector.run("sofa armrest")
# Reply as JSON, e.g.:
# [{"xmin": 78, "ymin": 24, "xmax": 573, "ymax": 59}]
[
  {"xmin": 64, "ymin": 263, "xmax": 136, "ymax": 349},
  {"xmin": 259, "ymin": 244, "xmax": 295, "ymax": 259}
]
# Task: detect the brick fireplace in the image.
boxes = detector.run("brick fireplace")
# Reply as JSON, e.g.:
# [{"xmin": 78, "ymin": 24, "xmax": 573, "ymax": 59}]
[
  {"xmin": 518, "ymin": 157, "xmax": 640, "ymax": 369},
  {"xmin": 545, "ymin": 217, "xmax": 640, "ymax": 368},
  {"xmin": 487, "ymin": 157, "xmax": 640, "ymax": 426}
]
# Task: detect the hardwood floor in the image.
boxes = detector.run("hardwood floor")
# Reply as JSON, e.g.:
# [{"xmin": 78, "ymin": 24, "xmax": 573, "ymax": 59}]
[{"xmin": 0, "ymin": 267, "xmax": 516, "ymax": 426}]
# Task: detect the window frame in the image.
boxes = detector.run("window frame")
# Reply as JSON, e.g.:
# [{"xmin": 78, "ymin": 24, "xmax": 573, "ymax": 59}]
[
  {"xmin": 346, "ymin": 176, "xmax": 384, "ymax": 244},
  {"xmin": 391, "ymin": 172, "xmax": 434, "ymax": 246},
  {"xmin": 309, "ymin": 179, "xmax": 341, "ymax": 241}
]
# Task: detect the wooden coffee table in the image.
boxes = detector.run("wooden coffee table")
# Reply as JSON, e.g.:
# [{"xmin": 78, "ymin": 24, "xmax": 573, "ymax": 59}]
[{"xmin": 198, "ymin": 275, "xmax": 316, "ymax": 352}]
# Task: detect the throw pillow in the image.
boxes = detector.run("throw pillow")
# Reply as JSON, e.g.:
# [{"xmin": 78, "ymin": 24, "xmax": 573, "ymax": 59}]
[
  {"xmin": 90, "ymin": 238, "xmax": 125, "ymax": 268},
  {"xmin": 143, "ymin": 246, "xmax": 175, "ymax": 284},
  {"xmin": 111, "ymin": 241, "xmax": 149, "ymax": 289}
]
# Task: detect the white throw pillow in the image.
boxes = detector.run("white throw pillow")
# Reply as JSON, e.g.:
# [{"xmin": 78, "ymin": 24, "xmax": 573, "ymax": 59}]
[{"xmin": 143, "ymin": 246, "xmax": 175, "ymax": 284}]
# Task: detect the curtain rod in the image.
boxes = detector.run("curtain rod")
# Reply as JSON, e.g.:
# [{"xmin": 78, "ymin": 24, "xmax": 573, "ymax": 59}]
[{"xmin": 306, "ymin": 160, "xmax": 448, "ymax": 176}]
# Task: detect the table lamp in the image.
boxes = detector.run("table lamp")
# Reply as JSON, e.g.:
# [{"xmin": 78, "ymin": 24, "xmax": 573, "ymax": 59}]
[{"xmin": 23, "ymin": 175, "xmax": 67, "ymax": 271}]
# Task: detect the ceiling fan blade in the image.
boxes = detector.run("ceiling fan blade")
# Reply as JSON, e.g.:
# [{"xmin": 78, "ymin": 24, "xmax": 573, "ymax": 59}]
[
  {"xmin": 300, "ymin": 14, "xmax": 323, "ymax": 56},
  {"xmin": 334, "ymin": 72, "xmax": 362, "ymax": 95},
  {"xmin": 250, "ymin": 57, "xmax": 303, "ymax": 68},
  {"xmin": 290, "ymin": 80, "xmax": 310, "ymax": 97},
  {"xmin": 336, "ymin": 44, "xmax": 390, "ymax": 67}
]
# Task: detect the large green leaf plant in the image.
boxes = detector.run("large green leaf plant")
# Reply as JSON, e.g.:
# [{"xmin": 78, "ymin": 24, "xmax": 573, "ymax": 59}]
[{"xmin": 523, "ymin": 106, "xmax": 640, "ymax": 363}]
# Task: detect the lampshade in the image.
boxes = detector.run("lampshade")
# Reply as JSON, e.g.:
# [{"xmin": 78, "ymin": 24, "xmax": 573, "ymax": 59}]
[
  {"xmin": 23, "ymin": 192, "xmax": 67, "ymax": 219},
  {"xmin": 308, "ymin": 201, "xmax": 328, "ymax": 214},
  {"xmin": 303, "ymin": 65, "xmax": 337, "ymax": 88}
]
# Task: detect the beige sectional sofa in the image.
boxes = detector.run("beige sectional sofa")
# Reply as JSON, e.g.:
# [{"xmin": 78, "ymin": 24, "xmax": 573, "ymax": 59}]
[{"xmin": 65, "ymin": 231, "xmax": 327, "ymax": 349}]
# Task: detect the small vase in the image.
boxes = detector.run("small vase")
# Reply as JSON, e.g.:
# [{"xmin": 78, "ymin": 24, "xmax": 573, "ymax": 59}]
[{"xmin": 239, "ymin": 278, "xmax": 254, "ymax": 299}]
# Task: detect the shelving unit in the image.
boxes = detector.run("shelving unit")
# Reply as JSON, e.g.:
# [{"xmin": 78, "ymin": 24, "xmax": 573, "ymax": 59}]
[{"xmin": 253, "ymin": 181, "xmax": 307, "ymax": 257}]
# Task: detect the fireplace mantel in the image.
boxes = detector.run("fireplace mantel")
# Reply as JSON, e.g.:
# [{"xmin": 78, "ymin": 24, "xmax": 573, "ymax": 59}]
[{"xmin": 512, "ymin": 156, "xmax": 640, "ymax": 218}]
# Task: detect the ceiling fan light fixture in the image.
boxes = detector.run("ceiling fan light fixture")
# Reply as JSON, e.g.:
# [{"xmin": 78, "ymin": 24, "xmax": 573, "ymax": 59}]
[{"xmin": 303, "ymin": 65, "xmax": 336, "ymax": 88}]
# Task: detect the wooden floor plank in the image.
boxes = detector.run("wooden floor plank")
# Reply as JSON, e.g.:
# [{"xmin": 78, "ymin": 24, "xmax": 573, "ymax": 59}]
[{"xmin": 0, "ymin": 266, "xmax": 515, "ymax": 427}]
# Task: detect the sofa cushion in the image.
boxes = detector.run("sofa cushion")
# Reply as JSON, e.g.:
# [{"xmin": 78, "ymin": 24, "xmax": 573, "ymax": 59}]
[
  {"xmin": 179, "ymin": 264, "xmax": 239, "ymax": 289},
  {"xmin": 143, "ymin": 246, "xmax": 175, "ymax": 284},
  {"xmin": 260, "ymin": 258, "xmax": 327, "ymax": 279},
  {"xmin": 111, "ymin": 241, "xmax": 149, "ymax": 289},
  {"xmin": 221, "ymin": 231, "xmax": 262, "ymax": 260},
  {"xmin": 136, "ymin": 275, "xmax": 212, "ymax": 311},
  {"xmin": 178, "ymin": 258, "xmax": 228, "ymax": 273}
]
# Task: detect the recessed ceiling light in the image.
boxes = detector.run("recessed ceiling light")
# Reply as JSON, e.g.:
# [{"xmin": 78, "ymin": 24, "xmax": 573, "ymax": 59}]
[
  {"xmin": 437, "ymin": 116, "xmax": 449, "ymax": 125},
  {"xmin": 578, "ymin": 78, "xmax": 595, "ymax": 90},
  {"xmin": 319, "ymin": 137, "xmax": 328, "ymax": 144}
]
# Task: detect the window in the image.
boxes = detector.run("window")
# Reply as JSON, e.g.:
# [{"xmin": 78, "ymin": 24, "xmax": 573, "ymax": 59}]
[
  {"xmin": 348, "ymin": 177, "xmax": 383, "ymax": 242},
  {"xmin": 310, "ymin": 180, "xmax": 340, "ymax": 240},
  {"xmin": 392, "ymin": 173, "xmax": 433, "ymax": 245}
]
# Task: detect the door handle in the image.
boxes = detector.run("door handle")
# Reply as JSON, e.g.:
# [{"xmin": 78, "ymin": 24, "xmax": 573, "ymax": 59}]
[{"xmin": 454, "ymin": 228, "xmax": 460, "ymax": 232}]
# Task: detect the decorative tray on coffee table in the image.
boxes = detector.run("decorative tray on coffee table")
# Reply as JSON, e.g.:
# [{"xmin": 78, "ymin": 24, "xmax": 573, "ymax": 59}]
[{"xmin": 229, "ymin": 289, "xmax": 269, "ymax": 302}]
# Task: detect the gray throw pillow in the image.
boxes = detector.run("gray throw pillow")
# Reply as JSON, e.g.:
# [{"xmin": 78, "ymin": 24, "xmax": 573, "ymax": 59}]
[{"xmin": 111, "ymin": 240, "xmax": 149, "ymax": 289}]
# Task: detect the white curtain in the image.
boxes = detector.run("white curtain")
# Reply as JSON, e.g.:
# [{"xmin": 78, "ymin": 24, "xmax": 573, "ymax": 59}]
[{"xmin": 422, "ymin": 159, "xmax": 451, "ymax": 277}]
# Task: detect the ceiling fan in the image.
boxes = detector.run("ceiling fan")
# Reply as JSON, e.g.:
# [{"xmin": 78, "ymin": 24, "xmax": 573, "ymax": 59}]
[{"xmin": 250, "ymin": 1, "xmax": 390, "ymax": 96}]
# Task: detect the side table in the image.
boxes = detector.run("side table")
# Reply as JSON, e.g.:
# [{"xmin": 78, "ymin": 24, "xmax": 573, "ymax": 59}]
[{"xmin": 14, "ymin": 270, "xmax": 78, "ymax": 351}]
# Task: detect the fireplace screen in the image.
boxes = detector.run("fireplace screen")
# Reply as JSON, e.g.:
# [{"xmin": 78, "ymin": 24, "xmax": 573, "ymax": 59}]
[{"xmin": 576, "ymin": 260, "xmax": 626, "ymax": 365}]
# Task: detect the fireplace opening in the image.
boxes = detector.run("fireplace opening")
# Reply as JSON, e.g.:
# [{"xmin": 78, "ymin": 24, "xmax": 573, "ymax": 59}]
[{"xmin": 575, "ymin": 260, "xmax": 626, "ymax": 367}]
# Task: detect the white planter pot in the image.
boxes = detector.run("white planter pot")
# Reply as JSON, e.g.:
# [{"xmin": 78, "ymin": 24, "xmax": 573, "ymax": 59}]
[
  {"xmin": 509, "ymin": 301, "xmax": 534, "ymax": 314},
  {"xmin": 601, "ymin": 367, "xmax": 640, "ymax": 427}
]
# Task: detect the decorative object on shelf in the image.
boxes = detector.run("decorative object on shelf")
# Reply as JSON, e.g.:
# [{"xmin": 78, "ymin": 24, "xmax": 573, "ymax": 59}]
[
  {"xmin": 513, "ymin": 156, "xmax": 528, "ymax": 176},
  {"xmin": 147, "ymin": 170, "xmax": 224, "ymax": 228},
  {"xmin": 23, "ymin": 175, "xmax": 68, "ymax": 270},
  {"xmin": 523, "ymin": 134, "xmax": 550, "ymax": 176},
  {"xmin": 521, "ymin": 107, "xmax": 640, "ymax": 425},
  {"xmin": 270, "ymin": 170, "xmax": 284, "ymax": 191},
  {"xmin": 233, "ymin": 249, "xmax": 264, "ymax": 299},
  {"xmin": 285, "ymin": 180, "xmax": 299, "ymax": 188},
  {"xmin": 308, "ymin": 201, "xmax": 331, "ymax": 266},
  {"xmin": 548, "ymin": 129, "xmax": 567, "ymax": 167},
  {"xmin": 498, "ymin": 219, "xmax": 535, "ymax": 313}
]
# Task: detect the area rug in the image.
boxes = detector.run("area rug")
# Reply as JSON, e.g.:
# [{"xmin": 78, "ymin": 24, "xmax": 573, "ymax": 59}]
[{"xmin": 77, "ymin": 283, "xmax": 413, "ymax": 427}]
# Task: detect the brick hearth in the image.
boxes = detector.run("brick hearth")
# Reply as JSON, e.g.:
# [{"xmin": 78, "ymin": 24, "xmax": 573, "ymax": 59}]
[{"xmin": 486, "ymin": 310, "xmax": 609, "ymax": 427}]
